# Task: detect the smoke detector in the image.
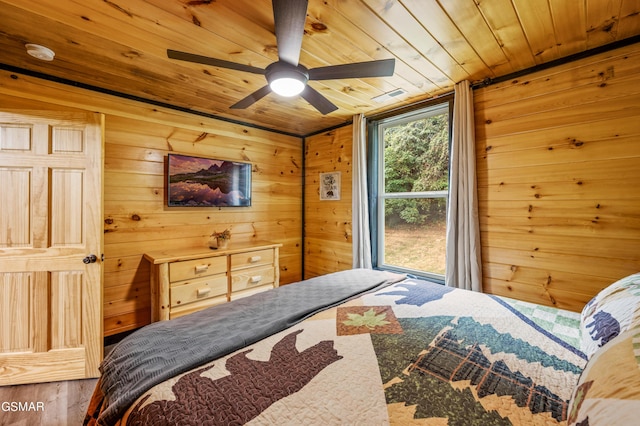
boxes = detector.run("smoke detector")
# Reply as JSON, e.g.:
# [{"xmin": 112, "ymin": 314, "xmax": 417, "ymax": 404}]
[{"xmin": 25, "ymin": 44, "xmax": 55, "ymax": 61}]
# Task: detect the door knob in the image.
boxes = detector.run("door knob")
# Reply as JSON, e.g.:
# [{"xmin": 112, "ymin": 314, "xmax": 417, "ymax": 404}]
[{"xmin": 83, "ymin": 254, "xmax": 97, "ymax": 264}]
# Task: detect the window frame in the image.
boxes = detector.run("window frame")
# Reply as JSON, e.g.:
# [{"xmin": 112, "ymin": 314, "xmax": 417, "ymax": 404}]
[{"xmin": 367, "ymin": 98, "xmax": 453, "ymax": 283}]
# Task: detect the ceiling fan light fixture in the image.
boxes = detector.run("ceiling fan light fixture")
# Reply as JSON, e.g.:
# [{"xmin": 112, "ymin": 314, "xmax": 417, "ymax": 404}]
[
  {"xmin": 270, "ymin": 77, "xmax": 305, "ymax": 97},
  {"xmin": 266, "ymin": 62, "xmax": 309, "ymax": 97},
  {"xmin": 167, "ymin": 1, "xmax": 392, "ymax": 114}
]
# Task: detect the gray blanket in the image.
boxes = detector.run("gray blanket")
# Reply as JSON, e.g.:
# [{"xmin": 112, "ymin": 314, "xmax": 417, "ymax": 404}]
[{"xmin": 97, "ymin": 268, "xmax": 405, "ymax": 425}]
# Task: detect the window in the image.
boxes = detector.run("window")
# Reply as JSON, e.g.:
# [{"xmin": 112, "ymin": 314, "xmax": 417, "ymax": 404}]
[{"xmin": 369, "ymin": 100, "xmax": 452, "ymax": 282}]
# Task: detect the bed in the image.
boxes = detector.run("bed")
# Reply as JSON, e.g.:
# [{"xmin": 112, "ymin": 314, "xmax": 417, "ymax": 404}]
[{"xmin": 84, "ymin": 269, "xmax": 640, "ymax": 426}]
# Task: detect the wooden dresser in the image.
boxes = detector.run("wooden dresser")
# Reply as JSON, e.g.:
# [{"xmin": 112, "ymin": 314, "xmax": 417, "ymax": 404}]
[{"xmin": 144, "ymin": 241, "xmax": 281, "ymax": 321}]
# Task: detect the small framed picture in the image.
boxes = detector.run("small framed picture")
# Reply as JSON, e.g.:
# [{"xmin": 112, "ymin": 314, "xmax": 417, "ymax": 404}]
[{"xmin": 319, "ymin": 172, "xmax": 341, "ymax": 200}]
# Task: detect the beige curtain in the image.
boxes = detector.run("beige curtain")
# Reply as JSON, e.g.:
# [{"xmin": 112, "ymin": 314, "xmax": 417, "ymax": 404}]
[
  {"xmin": 445, "ymin": 80, "xmax": 482, "ymax": 291},
  {"xmin": 352, "ymin": 113, "xmax": 372, "ymax": 269}
]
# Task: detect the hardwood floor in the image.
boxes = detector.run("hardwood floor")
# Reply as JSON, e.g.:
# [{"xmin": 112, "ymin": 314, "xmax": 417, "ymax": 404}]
[
  {"xmin": 0, "ymin": 343, "xmax": 119, "ymax": 426},
  {"xmin": 0, "ymin": 378, "xmax": 98, "ymax": 426}
]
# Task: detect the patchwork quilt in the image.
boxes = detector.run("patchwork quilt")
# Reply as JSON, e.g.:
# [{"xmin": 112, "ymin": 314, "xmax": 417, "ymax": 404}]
[{"xmin": 86, "ymin": 274, "xmax": 586, "ymax": 425}]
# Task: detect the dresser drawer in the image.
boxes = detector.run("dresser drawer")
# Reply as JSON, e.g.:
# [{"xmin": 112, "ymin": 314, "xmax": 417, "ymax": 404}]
[
  {"xmin": 169, "ymin": 256, "xmax": 227, "ymax": 282},
  {"xmin": 230, "ymin": 249, "xmax": 274, "ymax": 270},
  {"xmin": 231, "ymin": 266, "xmax": 275, "ymax": 292},
  {"xmin": 170, "ymin": 297, "xmax": 228, "ymax": 320},
  {"xmin": 170, "ymin": 274, "xmax": 228, "ymax": 307}
]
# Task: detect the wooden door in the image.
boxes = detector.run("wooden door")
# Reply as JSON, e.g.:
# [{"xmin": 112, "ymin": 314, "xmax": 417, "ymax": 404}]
[{"xmin": 0, "ymin": 110, "xmax": 103, "ymax": 385}]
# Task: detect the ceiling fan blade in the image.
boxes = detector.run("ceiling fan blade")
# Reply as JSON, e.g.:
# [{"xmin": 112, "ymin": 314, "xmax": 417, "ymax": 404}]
[
  {"xmin": 167, "ymin": 49, "xmax": 265, "ymax": 75},
  {"xmin": 308, "ymin": 58, "xmax": 395, "ymax": 80},
  {"xmin": 300, "ymin": 85, "xmax": 338, "ymax": 115},
  {"xmin": 230, "ymin": 85, "xmax": 272, "ymax": 109},
  {"xmin": 272, "ymin": 0, "xmax": 308, "ymax": 66}
]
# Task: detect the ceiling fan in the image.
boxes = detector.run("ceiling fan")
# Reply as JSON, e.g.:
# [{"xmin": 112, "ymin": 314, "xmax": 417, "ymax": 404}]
[{"xmin": 167, "ymin": 0, "xmax": 395, "ymax": 115}]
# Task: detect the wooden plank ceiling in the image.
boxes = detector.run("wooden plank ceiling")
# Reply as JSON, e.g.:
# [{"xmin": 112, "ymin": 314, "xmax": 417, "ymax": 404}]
[{"xmin": 0, "ymin": 0, "xmax": 639, "ymax": 136}]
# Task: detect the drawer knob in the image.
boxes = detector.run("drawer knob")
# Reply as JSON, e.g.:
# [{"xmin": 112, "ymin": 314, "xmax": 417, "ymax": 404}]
[
  {"xmin": 249, "ymin": 256, "xmax": 262, "ymax": 263},
  {"xmin": 197, "ymin": 288, "xmax": 211, "ymax": 297},
  {"xmin": 194, "ymin": 264, "xmax": 209, "ymax": 273},
  {"xmin": 250, "ymin": 275, "xmax": 262, "ymax": 284}
]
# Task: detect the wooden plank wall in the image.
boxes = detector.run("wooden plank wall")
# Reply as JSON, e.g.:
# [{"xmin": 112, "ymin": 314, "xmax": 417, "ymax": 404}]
[
  {"xmin": 474, "ymin": 42, "xmax": 640, "ymax": 311},
  {"xmin": 0, "ymin": 72, "xmax": 303, "ymax": 336},
  {"xmin": 304, "ymin": 126, "xmax": 354, "ymax": 278},
  {"xmin": 304, "ymin": 43, "xmax": 640, "ymax": 312},
  {"xmin": 103, "ymin": 116, "xmax": 303, "ymax": 335}
]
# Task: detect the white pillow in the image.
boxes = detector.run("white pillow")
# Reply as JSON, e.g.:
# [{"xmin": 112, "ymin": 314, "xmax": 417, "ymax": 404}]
[
  {"xmin": 580, "ymin": 272, "xmax": 640, "ymax": 358},
  {"xmin": 568, "ymin": 324, "xmax": 640, "ymax": 425}
]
